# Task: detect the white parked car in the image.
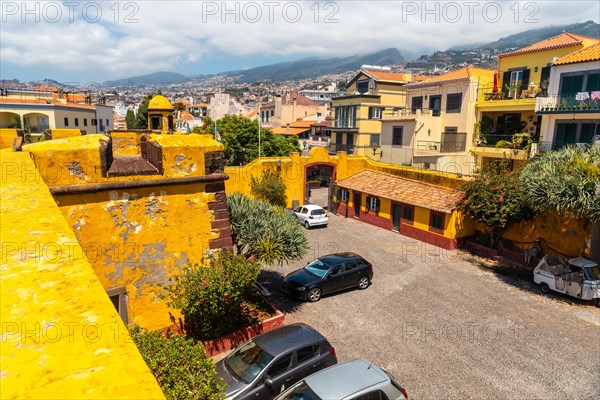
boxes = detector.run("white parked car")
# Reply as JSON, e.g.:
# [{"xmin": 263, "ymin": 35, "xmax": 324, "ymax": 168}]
[
  {"xmin": 290, "ymin": 205, "xmax": 328, "ymax": 229},
  {"xmin": 533, "ymin": 254, "xmax": 600, "ymax": 307}
]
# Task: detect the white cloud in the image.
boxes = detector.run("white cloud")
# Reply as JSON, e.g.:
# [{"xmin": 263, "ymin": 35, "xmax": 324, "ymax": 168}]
[{"xmin": 1, "ymin": 0, "xmax": 598, "ymax": 80}]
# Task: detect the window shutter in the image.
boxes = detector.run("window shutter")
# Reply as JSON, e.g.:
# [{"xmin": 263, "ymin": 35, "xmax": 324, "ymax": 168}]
[
  {"xmin": 521, "ymin": 69, "xmax": 531, "ymax": 93},
  {"xmin": 336, "ymin": 189, "xmax": 341, "ymax": 200},
  {"xmin": 502, "ymin": 71, "xmax": 511, "ymax": 97},
  {"xmin": 366, "ymin": 196, "xmax": 371, "ymax": 209},
  {"xmin": 376, "ymin": 199, "xmax": 381, "ymax": 212},
  {"xmin": 368, "ymin": 107, "xmax": 373, "ymax": 119}
]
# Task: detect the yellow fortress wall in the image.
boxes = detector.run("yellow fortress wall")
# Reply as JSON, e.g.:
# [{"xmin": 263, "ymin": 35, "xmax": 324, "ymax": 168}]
[
  {"xmin": 21, "ymin": 131, "xmax": 232, "ymax": 330},
  {"xmin": 0, "ymin": 149, "xmax": 165, "ymax": 399}
]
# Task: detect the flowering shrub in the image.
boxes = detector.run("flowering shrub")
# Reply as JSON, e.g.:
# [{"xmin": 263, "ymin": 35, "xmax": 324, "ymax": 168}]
[
  {"xmin": 457, "ymin": 159, "xmax": 532, "ymax": 246},
  {"xmin": 130, "ymin": 326, "xmax": 225, "ymax": 400},
  {"xmin": 165, "ymin": 251, "xmax": 261, "ymax": 340}
]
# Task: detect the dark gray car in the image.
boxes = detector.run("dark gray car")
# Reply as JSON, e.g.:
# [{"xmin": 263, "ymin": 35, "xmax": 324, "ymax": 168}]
[{"xmin": 216, "ymin": 323, "xmax": 337, "ymax": 399}]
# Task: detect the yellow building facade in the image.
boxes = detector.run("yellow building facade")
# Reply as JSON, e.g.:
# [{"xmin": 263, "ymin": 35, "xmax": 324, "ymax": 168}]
[
  {"xmin": 473, "ymin": 33, "xmax": 599, "ymax": 167},
  {"xmin": 329, "ymin": 69, "xmax": 415, "ymax": 157}
]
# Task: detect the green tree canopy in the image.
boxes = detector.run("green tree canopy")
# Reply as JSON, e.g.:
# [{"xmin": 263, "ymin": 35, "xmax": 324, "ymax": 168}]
[
  {"xmin": 173, "ymin": 102, "xmax": 187, "ymax": 112},
  {"xmin": 130, "ymin": 93, "xmax": 154, "ymax": 129},
  {"xmin": 214, "ymin": 115, "xmax": 301, "ymax": 165},
  {"xmin": 520, "ymin": 145, "xmax": 600, "ymax": 222},
  {"xmin": 125, "ymin": 109, "xmax": 135, "ymax": 130},
  {"xmin": 457, "ymin": 159, "xmax": 532, "ymax": 245}
]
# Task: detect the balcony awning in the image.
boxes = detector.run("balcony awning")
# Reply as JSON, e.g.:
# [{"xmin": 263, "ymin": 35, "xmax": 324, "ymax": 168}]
[{"xmin": 470, "ymin": 147, "xmax": 530, "ymax": 160}]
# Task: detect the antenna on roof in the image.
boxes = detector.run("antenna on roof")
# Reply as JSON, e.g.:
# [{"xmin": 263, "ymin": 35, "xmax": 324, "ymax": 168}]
[{"xmin": 367, "ymin": 360, "xmax": 373, "ymax": 369}]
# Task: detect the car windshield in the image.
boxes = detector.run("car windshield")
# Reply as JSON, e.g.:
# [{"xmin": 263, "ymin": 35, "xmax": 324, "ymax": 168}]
[
  {"xmin": 304, "ymin": 259, "xmax": 332, "ymax": 278},
  {"xmin": 310, "ymin": 209, "xmax": 325, "ymax": 216},
  {"xmin": 584, "ymin": 266, "xmax": 600, "ymax": 281},
  {"xmin": 277, "ymin": 381, "xmax": 321, "ymax": 400},
  {"xmin": 225, "ymin": 339, "xmax": 274, "ymax": 384}
]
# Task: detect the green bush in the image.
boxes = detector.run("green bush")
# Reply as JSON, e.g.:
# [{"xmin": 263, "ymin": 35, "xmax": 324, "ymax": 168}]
[
  {"xmin": 130, "ymin": 326, "xmax": 225, "ymax": 400},
  {"xmin": 511, "ymin": 132, "xmax": 533, "ymax": 150},
  {"xmin": 165, "ymin": 251, "xmax": 261, "ymax": 340},
  {"xmin": 228, "ymin": 193, "xmax": 308, "ymax": 265},
  {"xmin": 495, "ymin": 140, "xmax": 510, "ymax": 148},
  {"xmin": 250, "ymin": 169, "xmax": 287, "ymax": 207}
]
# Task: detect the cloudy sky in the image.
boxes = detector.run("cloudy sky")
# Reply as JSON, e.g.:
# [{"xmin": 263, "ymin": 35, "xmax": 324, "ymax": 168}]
[{"xmin": 1, "ymin": 1, "xmax": 598, "ymax": 83}]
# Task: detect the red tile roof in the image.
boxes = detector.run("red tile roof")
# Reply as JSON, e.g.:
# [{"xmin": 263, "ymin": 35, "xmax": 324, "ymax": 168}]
[
  {"xmin": 262, "ymin": 91, "xmax": 320, "ymax": 108},
  {"xmin": 408, "ymin": 67, "xmax": 495, "ymax": 88},
  {"xmin": 499, "ymin": 33, "xmax": 598, "ymax": 58},
  {"xmin": 337, "ymin": 170, "xmax": 463, "ymax": 213},
  {"xmin": 364, "ymin": 70, "xmax": 414, "ymax": 83},
  {"xmin": 553, "ymin": 42, "xmax": 600, "ymax": 65}
]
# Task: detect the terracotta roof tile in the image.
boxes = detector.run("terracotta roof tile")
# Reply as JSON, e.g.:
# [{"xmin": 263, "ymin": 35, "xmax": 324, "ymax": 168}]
[
  {"xmin": 337, "ymin": 170, "xmax": 463, "ymax": 213},
  {"xmin": 271, "ymin": 127, "xmax": 308, "ymax": 136},
  {"xmin": 499, "ymin": 32, "xmax": 598, "ymax": 58},
  {"xmin": 408, "ymin": 67, "xmax": 495, "ymax": 87},
  {"xmin": 364, "ymin": 70, "xmax": 414, "ymax": 82},
  {"xmin": 553, "ymin": 42, "xmax": 600, "ymax": 65}
]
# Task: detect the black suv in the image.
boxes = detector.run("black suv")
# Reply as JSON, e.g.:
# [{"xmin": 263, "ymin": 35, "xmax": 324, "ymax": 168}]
[
  {"xmin": 283, "ymin": 252, "xmax": 373, "ymax": 302},
  {"xmin": 216, "ymin": 323, "xmax": 337, "ymax": 399}
]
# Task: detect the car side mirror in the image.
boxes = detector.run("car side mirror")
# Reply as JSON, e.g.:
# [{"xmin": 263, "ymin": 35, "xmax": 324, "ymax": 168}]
[{"xmin": 264, "ymin": 377, "xmax": 273, "ymax": 387}]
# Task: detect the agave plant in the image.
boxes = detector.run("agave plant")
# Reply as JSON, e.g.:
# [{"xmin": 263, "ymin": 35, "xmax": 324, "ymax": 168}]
[{"xmin": 227, "ymin": 193, "xmax": 308, "ymax": 266}]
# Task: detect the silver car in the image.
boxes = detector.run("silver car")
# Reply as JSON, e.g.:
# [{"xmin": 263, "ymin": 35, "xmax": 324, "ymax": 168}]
[
  {"xmin": 291, "ymin": 205, "xmax": 328, "ymax": 229},
  {"xmin": 275, "ymin": 358, "xmax": 408, "ymax": 400}
]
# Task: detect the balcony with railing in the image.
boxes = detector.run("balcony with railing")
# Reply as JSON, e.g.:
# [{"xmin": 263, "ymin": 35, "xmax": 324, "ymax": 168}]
[
  {"xmin": 476, "ymin": 83, "xmax": 541, "ymax": 109},
  {"xmin": 414, "ymin": 133, "xmax": 467, "ymax": 156},
  {"xmin": 535, "ymin": 91, "xmax": 600, "ymax": 114},
  {"xmin": 329, "ymin": 143, "xmax": 354, "ymax": 154}
]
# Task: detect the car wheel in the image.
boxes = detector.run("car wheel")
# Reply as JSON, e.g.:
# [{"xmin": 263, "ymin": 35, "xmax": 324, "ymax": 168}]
[
  {"xmin": 304, "ymin": 221, "xmax": 310, "ymax": 229},
  {"xmin": 595, "ymin": 298, "xmax": 600, "ymax": 308},
  {"xmin": 307, "ymin": 288, "xmax": 321, "ymax": 302},
  {"xmin": 357, "ymin": 276, "xmax": 370, "ymax": 290},
  {"xmin": 540, "ymin": 283, "xmax": 550, "ymax": 293}
]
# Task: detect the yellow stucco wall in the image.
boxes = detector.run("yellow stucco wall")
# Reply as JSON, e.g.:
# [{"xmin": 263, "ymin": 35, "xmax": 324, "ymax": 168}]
[
  {"xmin": 0, "ymin": 149, "xmax": 165, "ymax": 399},
  {"xmin": 50, "ymin": 128, "xmax": 84, "ymax": 139},
  {"xmin": 502, "ymin": 212, "xmax": 591, "ymax": 258},
  {"xmin": 21, "ymin": 132, "xmax": 227, "ymax": 330},
  {"xmin": 0, "ymin": 128, "xmax": 17, "ymax": 149},
  {"xmin": 225, "ymin": 147, "xmax": 465, "ymax": 208},
  {"xmin": 55, "ymin": 184, "xmax": 218, "ymax": 330}
]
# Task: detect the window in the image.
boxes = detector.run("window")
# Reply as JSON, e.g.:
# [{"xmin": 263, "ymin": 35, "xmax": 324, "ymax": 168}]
[
  {"xmin": 554, "ymin": 121, "xmax": 599, "ymax": 149},
  {"xmin": 64, "ymin": 117, "xmax": 69, "ymax": 126},
  {"xmin": 106, "ymin": 119, "xmax": 109, "ymax": 126},
  {"xmin": 83, "ymin": 119, "xmax": 88, "ymax": 126},
  {"xmin": 429, "ymin": 95, "xmax": 441, "ymax": 116},
  {"xmin": 392, "ymin": 126, "xmax": 403, "ymax": 146},
  {"xmin": 402, "ymin": 206, "xmax": 414, "ymax": 222},
  {"xmin": 366, "ymin": 196, "xmax": 380, "ymax": 212},
  {"xmin": 441, "ymin": 127, "xmax": 466, "ymax": 152},
  {"xmin": 340, "ymin": 189, "xmax": 348, "ymax": 202},
  {"xmin": 355, "ymin": 391, "xmax": 390, "ymax": 400},
  {"xmin": 502, "ymin": 68, "xmax": 530, "ymax": 99},
  {"xmin": 370, "ymin": 134, "xmax": 380, "ymax": 147},
  {"xmin": 267, "ymin": 354, "xmax": 293, "ymax": 378},
  {"xmin": 296, "ymin": 346, "xmax": 319, "ymax": 364},
  {"xmin": 368, "ymin": 107, "xmax": 382, "ymax": 119},
  {"xmin": 446, "ymin": 93, "xmax": 462, "ymax": 113},
  {"xmin": 411, "ymin": 96, "xmax": 423, "ymax": 113},
  {"xmin": 92, "ymin": 119, "xmax": 97, "ymax": 126},
  {"xmin": 270, "ymin": 110, "xmax": 274, "ymax": 117},
  {"xmin": 74, "ymin": 118, "xmax": 79, "ymax": 127},
  {"xmin": 106, "ymin": 286, "xmax": 128, "ymax": 324},
  {"xmin": 430, "ymin": 212, "xmax": 444, "ymax": 232},
  {"xmin": 357, "ymin": 79, "xmax": 369, "ymax": 94},
  {"xmin": 329, "ymin": 264, "xmax": 345, "ymax": 276}
]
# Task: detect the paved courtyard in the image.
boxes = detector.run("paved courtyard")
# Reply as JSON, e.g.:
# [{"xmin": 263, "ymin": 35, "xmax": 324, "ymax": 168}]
[{"xmin": 259, "ymin": 213, "xmax": 600, "ymax": 399}]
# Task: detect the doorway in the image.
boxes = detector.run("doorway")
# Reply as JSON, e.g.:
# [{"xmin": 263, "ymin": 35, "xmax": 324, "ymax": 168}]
[{"xmin": 353, "ymin": 192, "xmax": 361, "ymax": 218}]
